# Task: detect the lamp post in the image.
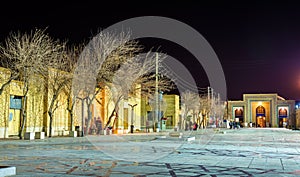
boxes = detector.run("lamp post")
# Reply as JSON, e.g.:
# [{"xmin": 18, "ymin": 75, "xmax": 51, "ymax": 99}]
[
  {"xmin": 128, "ymin": 103, "xmax": 137, "ymax": 133},
  {"xmin": 75, "ymin": 97, "xmax": 86, "ymax": 137},
  {"xmin": 155, "ymin": 52, "xmax": 160, "ymax": 132}
]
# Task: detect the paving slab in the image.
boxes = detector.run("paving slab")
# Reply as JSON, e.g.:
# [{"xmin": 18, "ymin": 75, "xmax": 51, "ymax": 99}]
[{"xmin": 0, "ymin": 128, "xmax": 300, "ymax": 176}]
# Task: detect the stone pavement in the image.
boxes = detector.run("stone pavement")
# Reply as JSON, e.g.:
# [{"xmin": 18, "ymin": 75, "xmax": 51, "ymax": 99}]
[{"xmin": 1, "ymin": 128, "xmax": 300, "ymax": 176}]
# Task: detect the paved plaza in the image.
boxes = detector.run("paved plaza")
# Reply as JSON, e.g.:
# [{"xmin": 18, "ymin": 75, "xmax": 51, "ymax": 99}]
[{"xmin": 1, "ymin": 128, "xmax": 300, "ymax": 176}]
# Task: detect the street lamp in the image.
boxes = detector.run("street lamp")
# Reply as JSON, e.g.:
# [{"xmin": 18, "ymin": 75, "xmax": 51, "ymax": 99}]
[{"xmin": 128, "ymin": 103, "xmax": 137, "ymax": 133}]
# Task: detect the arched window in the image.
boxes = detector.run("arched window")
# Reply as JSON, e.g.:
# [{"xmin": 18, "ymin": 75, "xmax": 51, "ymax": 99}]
[
  {"xmin": 279, "ymin": 108, "xmax": 287, "ymax": 118},
  {"xmin": 256, "ymin": 105, "xmax": 265, "ymax": 117},
  {"xmin": 234, "ymin": 108, "xmax": 243, "ymax": 118}
]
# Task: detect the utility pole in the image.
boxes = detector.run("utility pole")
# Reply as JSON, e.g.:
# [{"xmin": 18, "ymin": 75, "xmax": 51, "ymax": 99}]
[
  {"xmin": 155, "ymin": 53, "xmax": 160, "ymax": 132},
  {"xmin": 76, "ymin": 97, "xmax": 85, "ymax": 137},
  {"xmin": 217, "ymin": 93, "xmax": 220, "ymax": 127},
  {"xmin": 128, "ymin": 103, "xmax": 137, "ymax": 133},
  {"xmin": 207, "ymin": 86, "xmax": 210, "ymax": 101},
  {"xmin": 82, "ymin": 98, "xmax": 84, "ymax": 137},
  {"xmin": 211, "ymin": 87, "xmax": 213, "ymax": 127}
]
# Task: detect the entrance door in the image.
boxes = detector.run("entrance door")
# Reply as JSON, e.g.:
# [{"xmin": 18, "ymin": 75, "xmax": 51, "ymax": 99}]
[
  {"xmin": 278, "ymin": 118, "xmax": 288, "ymax": 128},
  {"xmin": 256, "ymin": 105, "xmax": 266, "ymax": 127},
  {"xmin": 278, "ymin": 108, "xmax": 288, "ymax": 128},
  {"xmin": 8, "ymin": 109, "xmax": 21, "ymax": 136},
  {"xmin": 256, "ymin": 116, "xmax": 266, "ymax": 127}
]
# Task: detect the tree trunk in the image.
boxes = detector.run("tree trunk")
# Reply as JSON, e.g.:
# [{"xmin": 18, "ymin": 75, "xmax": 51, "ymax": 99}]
[
  {"xmin": 85, "ymin": 99, "xmax": 93, "ymax": 135},
  {"xmin": 19, "ymin": 95, "xmax": 27, "ymax": 139},
  {"xmin": 67, "ymin": 95, "xmax": 75, "ymax": 131},
  {"xmin": 104, "ymin": 96, "xmax": 122, "ymax": 130},
  {"xmin": 112, "ymin": 112, "xmax": 118, "ymax": 128},
  {"xmin": 48, "ymin": 94, "xmax": 57, "ymax": 137},
  {"xmin": 68, "ymin": 110, "xmax": 74, "ymax": 131},
  {"xmin": 19, "ymin": 84, "xmax": 28, "ymax": 139},
  {"xmin": 48, "ymin": 111, "xmax": 53, "ymax": 137},
  {"xmin": 0, "ymin": 80, "xmax": 12, "ymax": 96},
  {"xmin": 0, "ymin": 73, "xmax": 19, "ymax": 96},
  {"xmin": 105, "ymin": 109, "xmax": 115, "ymax": 130},
  {"xmin": 66, "ymin": 100, "xmax": 73, "ymax": 131}
]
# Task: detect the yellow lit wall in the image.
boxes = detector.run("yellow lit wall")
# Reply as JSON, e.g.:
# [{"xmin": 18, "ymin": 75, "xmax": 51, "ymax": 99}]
[
  {"xmin": 163, "ymin": 94, "xmax": 180, "ymax": 129},
  {"xmin": 25, "ymin": 76, "xmax": 45, "ymax": 133},
  {"xmin": 250, "ymin": 101, "xmax": 270, "ymax": 126},
  {"xmin": 44, "ymin": 69, "xmax": 71, "ymax": 136},
  {"xmin": 0, "ymin": 67, "xmax": 11, "ymax": 138},
  {"xmin": 0, "ymin": 66, "xmax": 72, "ymax": 138}
]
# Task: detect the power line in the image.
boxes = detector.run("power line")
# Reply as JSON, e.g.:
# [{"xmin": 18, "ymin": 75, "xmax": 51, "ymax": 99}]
[{"xmin": 161, "ymin": 62, "xmax": 210, "ymax": 93}]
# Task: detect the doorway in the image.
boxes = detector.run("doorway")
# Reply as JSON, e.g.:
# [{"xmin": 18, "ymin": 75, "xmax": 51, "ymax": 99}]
[
  {"xmin": 256, "ymin": 105, "xmax": 266, "ymax": 127},
  {"xmin": 8, "ymin": 95, "xmax": 22, "ymax": 136},
  {"xmin": 256, "ymin": 116, "xmax": 266, "ymax": 127},
  {"xmin": 8, "ymin": 109, "xmax": 21, "ymax": 136},
  {"xmin": 278, "ymin": 108, "xmax": 288, "ymax": 128}
]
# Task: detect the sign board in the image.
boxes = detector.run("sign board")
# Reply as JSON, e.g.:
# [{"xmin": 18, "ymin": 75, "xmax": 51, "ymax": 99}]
[{"xmin": 10, "ymin": 96, "xmax": 22, "ymax": 109}]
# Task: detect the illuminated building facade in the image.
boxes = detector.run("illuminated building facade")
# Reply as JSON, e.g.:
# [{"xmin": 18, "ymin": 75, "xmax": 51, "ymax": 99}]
[
  {"xmin": 228, "ymin": 94, "xmax": 295, "ymax": 128},
  {"xmin": 0, "ymin": 64, "xmax": 180, "ymax": 138},
  {"xmin": 0, "ymin": 67, "xmax": 71, "ymax": 138}
]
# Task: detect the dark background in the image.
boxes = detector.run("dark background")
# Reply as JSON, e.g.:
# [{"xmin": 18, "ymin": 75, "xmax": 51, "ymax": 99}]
[{"xmin": 1, "ymin": 0, "xmax": 300, "ymax": 100}]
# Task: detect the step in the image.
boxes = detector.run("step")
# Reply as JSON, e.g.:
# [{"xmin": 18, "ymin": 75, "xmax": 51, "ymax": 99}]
[{"xmin": 0, "ymin": 166, "xmax": 16, "ymax": 177}]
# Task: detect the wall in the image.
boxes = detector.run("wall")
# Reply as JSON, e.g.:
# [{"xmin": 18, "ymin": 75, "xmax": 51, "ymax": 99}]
[
  {"xmin": 163, "ymin": 94, "xmax": 180, "ymax": 129},
  {"xmin": 0, "ymin": 66, "xmax": 71, "ymax": 138},
  {"xmin": 0, "ymin": 67, "xmax": 11, "ymax": 138}
]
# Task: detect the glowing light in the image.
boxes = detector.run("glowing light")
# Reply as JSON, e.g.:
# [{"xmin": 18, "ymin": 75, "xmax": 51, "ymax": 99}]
[{"xmin": 258, "ymin": 101, "xmax": 262, "ymax": 106}]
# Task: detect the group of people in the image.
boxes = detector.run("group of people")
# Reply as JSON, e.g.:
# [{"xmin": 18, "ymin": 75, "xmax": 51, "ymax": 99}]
[{"xmin": 229, "ymin": 121, "xmax": 240, "ymax": 129}]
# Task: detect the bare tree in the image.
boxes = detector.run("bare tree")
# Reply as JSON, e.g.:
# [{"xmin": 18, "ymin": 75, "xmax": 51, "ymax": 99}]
[
  {"xmin": 46, "ymin": 60, "xmax": 72, "ymax": 137},
  {"xmin": 0, "ymin": 28, "xmax": 64, "ymax": 139},
  {"xmin": 0, "ymin": 40, "xmax": 20, "ymax": 95},
  {"xmin": 180, "ymin": 90, "xmax": 200, "ymax": 130},
  {"xmin": 103, "ymin": 52, "xmax": 168, "ymax": 130},
  {"xmin": 73, "ymin": 31, "xmax": 138, "ymax": 135},
  {"xmin": 0, "ymin": 65, "xmax": 18, "ymax": 96},
  {"xmin": 198, "ymin": 94, "xmax": 212, "ymax": 129},
  {"xmin": 214, "ymin": 100, "xmax": 225, "ymax": 128},
  {"xmin": 72, "ymin": 30, "xmax": 174, "ymax": 135},
  {"xmin": 61, "ymin": 44, "xmax": 84, "ymax": 132},
  {"xmin": 44, "ymin": 42, "xmax": 90, "ymax": 137}
]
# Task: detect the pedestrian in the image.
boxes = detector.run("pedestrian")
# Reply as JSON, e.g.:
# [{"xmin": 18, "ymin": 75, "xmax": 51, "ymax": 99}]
[
  {"xmin": 193, "ymin": 122, "xmax": 198, "ymax": 131},
  {"xmin": 95, "ymin": 118, "xmax": 102, "ymax": 134},
  {"xmin": 233, "ymin": 121, "xmax": 237, "ymax": 129}
]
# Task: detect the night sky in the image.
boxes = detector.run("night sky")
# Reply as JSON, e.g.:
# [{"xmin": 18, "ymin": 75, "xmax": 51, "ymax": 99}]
[{"xmin": 1, "ymin": 1, "xmax": 300, "ymax": 100}]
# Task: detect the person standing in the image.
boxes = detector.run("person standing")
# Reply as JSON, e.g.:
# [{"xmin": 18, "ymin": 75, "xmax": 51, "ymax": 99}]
[{"xmin": 193, "ymin": 122, "xmax": 198, "ymax": 131}]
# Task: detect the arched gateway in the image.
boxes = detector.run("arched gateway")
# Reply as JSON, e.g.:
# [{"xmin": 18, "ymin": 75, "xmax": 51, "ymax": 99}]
[
  {"xmin": 256, "ymin": 105, "xmax": 266, "ymax": 127},
  {"xmin": 227, "ymin": 93, "xmax": 295, "ymax": 128}
]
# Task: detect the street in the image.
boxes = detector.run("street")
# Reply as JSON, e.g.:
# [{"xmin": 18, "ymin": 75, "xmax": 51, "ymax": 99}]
[{"xmin": 1, "ymin": 128, "xmax": 300, "ymax": 176}]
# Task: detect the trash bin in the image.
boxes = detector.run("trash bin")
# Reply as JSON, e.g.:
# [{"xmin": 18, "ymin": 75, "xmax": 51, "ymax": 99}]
[
  {"xmin": 75, "ymin": 126, "xmax": 83, "ymax": 137},
  {"xmin": 130, "ymin": 125, "xmax": 134, "ymax": 133}
]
